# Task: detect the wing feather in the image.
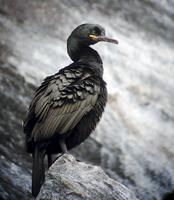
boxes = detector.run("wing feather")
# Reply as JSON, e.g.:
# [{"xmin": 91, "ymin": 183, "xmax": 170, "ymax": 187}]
[{"xmin": 24, "ymin": 65, "xmax": 101, "ymax": 142}]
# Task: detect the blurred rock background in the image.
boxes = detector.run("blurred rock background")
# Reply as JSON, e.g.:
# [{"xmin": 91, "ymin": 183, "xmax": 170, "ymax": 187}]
[{"xmin": 0, "ymin": 0, "xmax": 174, "ymax": 199}]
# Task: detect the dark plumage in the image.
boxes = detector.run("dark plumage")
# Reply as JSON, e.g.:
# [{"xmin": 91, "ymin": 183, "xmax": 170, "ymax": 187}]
[{"xmin": 23, "ymin": 23, "xmax": 118, "ymax": 197}]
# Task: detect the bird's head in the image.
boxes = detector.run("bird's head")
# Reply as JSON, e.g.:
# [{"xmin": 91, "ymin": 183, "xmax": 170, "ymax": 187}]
[
  {"xmin": 67, "ymin": 23, "xmax": 118, "ymax": 62},
  {"xmin": 69, "ymin": 23, "xmax": 118, "ymax": 46}
]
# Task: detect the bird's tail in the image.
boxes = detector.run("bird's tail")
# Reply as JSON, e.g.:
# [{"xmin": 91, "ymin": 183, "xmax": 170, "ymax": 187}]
[{"xmin": 32, "ymin": 145, "xmax": 45, "ymax": 197}]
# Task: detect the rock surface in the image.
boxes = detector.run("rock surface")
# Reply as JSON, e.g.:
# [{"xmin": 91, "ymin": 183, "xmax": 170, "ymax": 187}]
[
  {"xmin": 0, "ymin": 1, "xmax": 174, "ymax": 200},
  {"xmin": 0, "ymin": 63, "xmax": 33, "ymax": 200},
  {"xmin": 36, "ymin": 154, "xmax": 138, "ymax": 200}
]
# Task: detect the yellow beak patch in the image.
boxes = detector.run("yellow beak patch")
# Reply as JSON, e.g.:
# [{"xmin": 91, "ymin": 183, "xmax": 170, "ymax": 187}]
[{"xmin": 89, "ymin": 34, "xmax": 98, "ymax": 41}]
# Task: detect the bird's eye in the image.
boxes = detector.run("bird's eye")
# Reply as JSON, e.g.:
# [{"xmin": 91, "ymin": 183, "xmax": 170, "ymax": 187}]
[
  {"xmin": 91, "ymin": 30, "xmax": 97, "ymax": 35},
  {"xmin": 91, "ymin": 27, "xmax": 101, "ymax": 36}
]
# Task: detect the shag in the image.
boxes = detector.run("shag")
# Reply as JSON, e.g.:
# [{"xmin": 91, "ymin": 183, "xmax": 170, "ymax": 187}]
[{"xmin": 23, "ymin": 23, "xmax": 118, "ymax": 197}]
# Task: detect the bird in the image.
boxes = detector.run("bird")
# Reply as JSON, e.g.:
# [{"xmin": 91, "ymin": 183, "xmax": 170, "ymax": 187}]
[{"xmin": 23, "ymin": 23, "xmax": 118, "ymax": 197}]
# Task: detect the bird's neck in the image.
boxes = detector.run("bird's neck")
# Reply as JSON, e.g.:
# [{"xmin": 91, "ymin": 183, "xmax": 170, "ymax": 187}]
[{"xmin": 67, "ymin": 38, "xmax": 103, "ymax": 76}]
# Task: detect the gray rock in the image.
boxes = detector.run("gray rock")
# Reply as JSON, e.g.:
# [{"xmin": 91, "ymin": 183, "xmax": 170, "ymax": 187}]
[
  {"xmin": 36, "ymin": 154, "xmax": 138, "ymax": 200},
  {"xmin": 0, "ymin": 63, "xmax": 34, "ymax": 200}
]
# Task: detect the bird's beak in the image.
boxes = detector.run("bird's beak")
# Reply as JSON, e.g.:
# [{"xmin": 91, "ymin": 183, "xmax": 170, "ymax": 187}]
[{"xmin": 89, "ymin": 35, "xmax": 118, "ymax": 44}]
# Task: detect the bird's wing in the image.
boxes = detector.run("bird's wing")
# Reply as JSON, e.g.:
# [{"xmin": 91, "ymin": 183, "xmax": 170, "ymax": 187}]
[{"xmin": 24, "ymin": 66, "xmax": 100, "ymax": 142}]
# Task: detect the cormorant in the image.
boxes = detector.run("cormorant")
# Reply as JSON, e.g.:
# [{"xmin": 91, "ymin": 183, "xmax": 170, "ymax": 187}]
[{"xmin": 23, "ymin": 23, "xmax": 118, "ymax": 197}]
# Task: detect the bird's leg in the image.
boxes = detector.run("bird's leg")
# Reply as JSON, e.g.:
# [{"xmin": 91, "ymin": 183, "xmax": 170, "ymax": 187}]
[
  {"xmin": 47, "ymin": 154, "xmax": 53, "ymax": 168},
  {"xmin": 59, "ymin": 138, "xmax": 68, "ymax": 154},
  {"xmin": 50, "ymin": 139, "xmax": 68, "ymax": 165}
]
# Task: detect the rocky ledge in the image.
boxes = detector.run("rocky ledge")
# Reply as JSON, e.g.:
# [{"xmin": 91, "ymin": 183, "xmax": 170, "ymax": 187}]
[{"xmin": 36, "ymin": 154, "xmax": 138, "ymax": 200}]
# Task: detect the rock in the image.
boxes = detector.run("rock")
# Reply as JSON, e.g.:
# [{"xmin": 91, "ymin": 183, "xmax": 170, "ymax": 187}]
[
  {"xmin": 36, "ymin": 154, "xmax": 138, "ymax": 200},
  {"xmin": 0, "ymin": 63, "xmax": 34, "ymax": 200}
]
